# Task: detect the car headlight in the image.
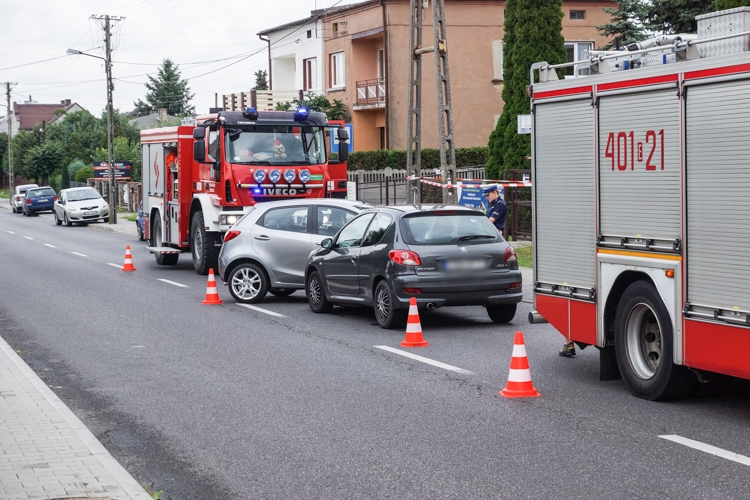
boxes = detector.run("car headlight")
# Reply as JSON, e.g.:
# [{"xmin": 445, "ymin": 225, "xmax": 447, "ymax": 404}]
[
  {"xmin": 220, "ymin": 214, "xmax": 240, "ymax": 225},
  {"xmin": 70, "ymin": 207, "xmax": 81, "ymax": 212}
]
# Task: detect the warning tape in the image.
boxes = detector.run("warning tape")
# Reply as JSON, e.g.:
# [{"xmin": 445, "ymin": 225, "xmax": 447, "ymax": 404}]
[{"xmin": 404, "ymin": 176, "xmax": 532, "ymax": 189}]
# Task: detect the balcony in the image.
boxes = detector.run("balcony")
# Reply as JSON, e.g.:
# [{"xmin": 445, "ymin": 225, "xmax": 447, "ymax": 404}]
[{"xmin": 355, "ymin": 78, "xmax": 385, "ymax": 109}]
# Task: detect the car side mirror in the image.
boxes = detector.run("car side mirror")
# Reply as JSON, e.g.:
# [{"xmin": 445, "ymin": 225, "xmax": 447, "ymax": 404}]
[{"xmin": 320, "ymin": 238, "xmax": 333, "ymax": 249}]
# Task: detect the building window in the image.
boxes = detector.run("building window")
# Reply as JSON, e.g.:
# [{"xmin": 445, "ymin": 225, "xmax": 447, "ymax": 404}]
[
  {"xmin": 304, "ymin": 57, "xmax": 317, "ymax": 91},
  {"xmin": 491, "ymin": 40, "xmax": 504, "ymax": 81},
  {"xmin": 329, "ymin": 52, "xmax": 345, "ymax": 89},
  {"xmin": 307, "ymin": 30, "xmax": 312, "ymax": 39},
  {"xmin": 565, "ymin": 42, "xmax": 593, "ymax": 77},
  {"xmin": 570, "ymin": 10, "xmax": 586, "ymax": 20},
  {"xmin": 332, "ymin": 23, "xmax": 339, "ymax": 37},
  {"xmin": 377, "ymin": 49, "xmax": 384, "ymax": 78}
]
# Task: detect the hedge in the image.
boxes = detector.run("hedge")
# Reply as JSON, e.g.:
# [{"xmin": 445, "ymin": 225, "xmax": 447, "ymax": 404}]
[{"xmin": 346, "ymin": 147, "xmax": 488, "ymax": 171}]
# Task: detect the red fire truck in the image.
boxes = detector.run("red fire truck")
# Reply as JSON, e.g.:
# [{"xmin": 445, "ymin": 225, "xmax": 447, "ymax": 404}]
[
  {"xmin": 141, "ymin": 107, "xmax": 350, "ymax": 275},
  {"xmin": 528, "ymin": 7, "xmax": 750, "ymax": 400}
]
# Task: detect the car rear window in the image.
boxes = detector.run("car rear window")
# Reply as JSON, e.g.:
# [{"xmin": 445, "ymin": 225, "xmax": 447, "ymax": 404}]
[
  {"xmin": 28, "ymin": 188, "xmax": 55, "ymax": 197},
  {"xmin": 400, "ymin": 213, "xmax": 499, "ymax": 245}
]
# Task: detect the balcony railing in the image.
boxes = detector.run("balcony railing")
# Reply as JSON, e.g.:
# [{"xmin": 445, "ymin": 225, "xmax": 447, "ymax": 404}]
[
  {"xmin": 356, "ymin": 77, "xmax": 385, "ymax": 106},
  {"xmin": 222, "ymin": 89, "xmax": 304, "ymax": 111}
]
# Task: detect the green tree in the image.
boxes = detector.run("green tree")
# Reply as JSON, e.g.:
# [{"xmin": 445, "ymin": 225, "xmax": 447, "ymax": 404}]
[
  {"xmin": 486, "ymin": 0, "xmax": 565, "ymax": 179},
  {"xmin": 67, "ymin": 159, "xmax": 87, "ymax": 180},
  {"xmin": 275, "ymin": 91, "xmax": 349, "ymax": 121},
  {"xmin": 12, "ymin": 128, "xmax": 44, "ymax": 180},
  {"xmin": 134, "ymin": 58, "xmax": 195, "ymax": 117},
  {"xmin": 254, "ymin": 70, "xmax": 269, "ymax": 90},
  {"xmin": 597, "ymin": 0, "xmax": 651, "ymax": 47},
  {"xmin": 648, "ymin": 0, "xmax": 715, "ymax": 34},
  {"xmin": 75, "ymin": 166, "xmax": 94, "ymax": 183},
  {"xmin": 716, "ymin": 0, "xmax": 750, "ymax": 8},
  {"xmin": 24, "ymin": 141, "xmax": 65, "ymax": 185}
]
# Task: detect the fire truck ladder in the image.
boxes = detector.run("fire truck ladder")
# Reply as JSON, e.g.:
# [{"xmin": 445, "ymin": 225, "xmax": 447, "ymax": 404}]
[{"xmin": 407, "ymin": 0, "xmax": 457, "ymax": 204}]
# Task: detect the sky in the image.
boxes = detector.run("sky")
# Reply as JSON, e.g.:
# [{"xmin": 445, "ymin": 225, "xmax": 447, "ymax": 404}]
[{"xmin": 0, "ymin": 0, "xmax": 362, "ymax": 118}]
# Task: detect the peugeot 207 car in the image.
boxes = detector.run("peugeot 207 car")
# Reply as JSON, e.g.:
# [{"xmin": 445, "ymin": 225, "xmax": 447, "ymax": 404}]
[
  {"xmin": 10, "ymin": 184, "xmax": 39, "ymax": 213},
  {"xmin": 23, "ymin": 186, "xmax": 57, "ymax": 215},
  {"xmin": 218, "ymin": 198, "xmax": 372, "ymax": 304},
  {"xmin": 305, "ymin": 205, "xmax": 523, "ymax": 329},
  {"xmin": 53, "ymin": 187, "xmax": 110, "ymax": 226}
]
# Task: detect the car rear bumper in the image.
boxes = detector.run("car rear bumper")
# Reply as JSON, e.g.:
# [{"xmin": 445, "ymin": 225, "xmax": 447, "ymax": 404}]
[
  {"xmin": 26, "ymin": 204, "xmax": 55, "ymax": 213},
  {"xmin": 392, "ymin": 271, "xmax": 523, "ymax": 309}
]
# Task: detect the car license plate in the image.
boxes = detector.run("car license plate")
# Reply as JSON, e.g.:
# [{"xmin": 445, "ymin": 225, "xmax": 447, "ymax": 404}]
[
  {"xmin": 39, "ymin": 198, "xmax": 48, "ymax": 202},
  {"xmin": 83, "ymin": 210, "xmax": 96, "ymax": 216},
  {"xmin": 443, "ymin": 259, "xmax": 488, "ymax": 271}
]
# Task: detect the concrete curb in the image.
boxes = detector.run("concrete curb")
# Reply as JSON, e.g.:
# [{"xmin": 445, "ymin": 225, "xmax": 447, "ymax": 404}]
[{"xmin": 0, "ymin": 336, "xmax": 152, "ymax": 499}]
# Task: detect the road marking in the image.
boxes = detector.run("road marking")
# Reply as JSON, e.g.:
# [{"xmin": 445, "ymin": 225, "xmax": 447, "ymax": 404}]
[
  {"xmin": 107, "ymin": 263, "xmax": 123, "ymax": 269},
  {"xmin": 7, "ymin": 231, "xmax": 15, "ymax": 234},
  {"xmin": 44, "ymin": 244, "xmax": 56, "ymax": 248},
  {"xmin": 237, "ymin": 303, "xmax": 288, "ymax": 318},
  {"xmin": 375, "ymin": 345, "xmax": 475, "ymax": 375},
  {"xmin": 158, "ymin": 279, "xmax": 188, "ymax": 288},
  {"xmin": 71, "ymin": 252, "xmax": 87, "ymax": 257},
  {"xmin": 23, "ymin": 236, "xmax": 33, "ymax": 240},
  {"xmin": 659, "ymin": 435, "xmax": 750, "ymax": 467}
]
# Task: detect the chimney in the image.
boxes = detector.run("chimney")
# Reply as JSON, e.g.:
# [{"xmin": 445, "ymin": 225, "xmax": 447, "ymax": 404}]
[
  {"xmin": 60, "ymin": 99, "xmax": 71, "ymax": 106},
  {"xmin": 158, "ymin": 108, "xmax": 167, "ymax": 121}
]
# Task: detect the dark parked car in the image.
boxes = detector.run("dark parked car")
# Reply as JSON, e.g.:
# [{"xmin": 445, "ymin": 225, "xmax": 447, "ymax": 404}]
[
  {"xmin": 23, "ymin": 186, "xmax": 57, "ymax": 216},
  {"xmin": 136, "ymin": 201, "xmax": 145, "ymax": 241},
  {"xmin": 305, "ymin": 205, "xmax": 523, "ymax": 329}
]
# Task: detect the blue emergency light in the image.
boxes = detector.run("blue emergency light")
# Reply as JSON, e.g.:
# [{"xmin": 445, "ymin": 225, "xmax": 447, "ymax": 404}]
[
  {"xmin": 294, "ymin": 106, "xmax": 310, "ymax": 122},
  {"xmin": 243, "ymin": 107, "xmax": 258, "ymax": 120}
]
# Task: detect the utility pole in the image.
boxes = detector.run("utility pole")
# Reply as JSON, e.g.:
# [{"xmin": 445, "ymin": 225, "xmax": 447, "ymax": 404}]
[
  {"xmin": 406, "ymin": 0, "xmax": 457, "ymax": 204},
  {"xmin": 5, "ymin": 82, "xmax": 15, "ymax": 194},
  {"xmin": 92, "ymin": 14, "xmax": 124, "ymax": 224}
]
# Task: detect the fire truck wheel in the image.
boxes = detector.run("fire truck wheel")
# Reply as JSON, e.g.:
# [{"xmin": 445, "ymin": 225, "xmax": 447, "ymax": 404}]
[
  {"xmin": 614, "ymin": 281, "xmax": 696, "ymax": 401},
  {"xmin": 191, "ymin": 211, "xmax": 221, "ymax": 276},
  {"xmin": 486, "ymin": 304, "xmax": 517, "ymax": 324},
  {"xmin": 269, "ymin": 288, "xmax": 295, "ymax": 297},
  {"xmin": 228, "ymin": 263, "xmax": 268, "ymax": 303}
]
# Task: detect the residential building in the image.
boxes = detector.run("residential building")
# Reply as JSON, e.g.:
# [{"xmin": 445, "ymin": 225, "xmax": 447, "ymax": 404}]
[
  {"xmin": 321, "ymin": 0, "xmax": 614, "ymax": 151},
  {"xmin": 128, "ymin": 108, "xmax": 180, "ymax": 130},
  {"xmin": 0, "ymin": 97, "xmax": 83, "ymax": 136}
]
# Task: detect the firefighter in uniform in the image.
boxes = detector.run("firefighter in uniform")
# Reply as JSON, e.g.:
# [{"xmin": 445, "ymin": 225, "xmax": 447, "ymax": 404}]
[{"xmin": 482, "ymin": 185, "xmax": 507, "ymax": 232}]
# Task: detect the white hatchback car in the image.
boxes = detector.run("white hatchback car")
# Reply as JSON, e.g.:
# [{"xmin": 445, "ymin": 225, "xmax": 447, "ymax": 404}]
[
  {"xmin": 10, "ymin": 184, "xmax": 39, "ymax": 213},
  {"xmin": 53, "ymin": 187, "xmax": 110, "ymax": 226}
]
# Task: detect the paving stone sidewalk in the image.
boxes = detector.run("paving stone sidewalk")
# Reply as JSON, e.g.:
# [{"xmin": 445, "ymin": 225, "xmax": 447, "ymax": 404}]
[{"xmin": 0, "ymin": 336, "xmax": 151, "ymax": 500}]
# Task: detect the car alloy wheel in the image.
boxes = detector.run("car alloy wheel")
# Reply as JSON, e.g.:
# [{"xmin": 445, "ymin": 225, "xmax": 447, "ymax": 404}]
[
  {"xmin": 229, "ymin": 263, "xmax": 268, "ymax": 304},
  {"xmin": 307, "ymin": 271, "xmax": 333, "ymax": 313}
]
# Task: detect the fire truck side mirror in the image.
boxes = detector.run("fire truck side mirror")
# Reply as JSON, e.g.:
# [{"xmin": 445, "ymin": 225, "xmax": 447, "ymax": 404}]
[
  {"xmin": 193, "ymin": 127, "xmax": 207, "ymax": 162},
  {"xmin": 336, "ymin": 128, "xmax": 349, "ymax": 161}
]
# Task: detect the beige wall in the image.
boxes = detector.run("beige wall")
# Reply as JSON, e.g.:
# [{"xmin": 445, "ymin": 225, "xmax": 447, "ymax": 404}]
[{"xmin": 324, "ymin": 0, "xmax": 615, "ymax": 152}]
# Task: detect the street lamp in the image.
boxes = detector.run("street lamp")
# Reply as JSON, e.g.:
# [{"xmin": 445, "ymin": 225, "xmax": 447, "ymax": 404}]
[{"xmin": 67, "ymin": 47, "xmax": 117, "ymax": 224}]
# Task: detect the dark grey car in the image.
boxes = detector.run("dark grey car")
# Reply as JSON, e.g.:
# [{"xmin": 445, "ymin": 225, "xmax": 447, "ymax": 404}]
[{"xmin": 305, "ymin": 205, "xmax": 523, "ymax": 329}]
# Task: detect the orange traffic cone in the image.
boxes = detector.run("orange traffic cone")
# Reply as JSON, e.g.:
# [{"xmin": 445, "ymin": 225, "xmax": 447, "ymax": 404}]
[
  {"xmin": 122, "ymin": 245, "xmax": 136, "ymax": 272},
  {"xmin": 401, "ymin": 297, "xmax": 428, "ymax": 347},
  {"xmin": 202, "ymin": 268, "xmax": 223, "ymax": 305},
  {"xmin": 500, "ymin": 331, "xmax": 541, "ymax": 398}
]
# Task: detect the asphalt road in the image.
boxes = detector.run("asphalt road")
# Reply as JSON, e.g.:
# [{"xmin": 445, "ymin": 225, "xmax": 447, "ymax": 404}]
[{"xmin": 1, "ymin": 207, "xmax": 750, "ymax": 499}]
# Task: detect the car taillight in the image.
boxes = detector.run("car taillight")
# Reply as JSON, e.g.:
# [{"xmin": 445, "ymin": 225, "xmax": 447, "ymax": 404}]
[
  {"xmin": 53, "ymin": 196, "xmax": 57, "ymax": 202},
  {"xmin": 504, "ymin": 246, "xmax": 517, "ymax": 263},
  {"xmin": 389, "ymin": 249, "xmax": 421, "ymax": 266},
  {"xmin": 15, "ymin": 196, "xmax": 20, "ymax": 201},
  {"xmin": 403, "ymin": 287, "xmax": 422, "ymax": 294},
  {"xmin": 509, "ymin": 282, "xmax": 521, "ymax": 289},
  {"xmin": 224, "ymin": 230, "xmax": 241, "ymax": 243},
  {"xmin": 25, "ymin": 198, "xmax": 31, "ymax": 205}
]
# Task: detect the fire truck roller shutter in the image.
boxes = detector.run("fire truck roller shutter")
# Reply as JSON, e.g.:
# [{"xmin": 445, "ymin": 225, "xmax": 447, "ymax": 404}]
[
  {"xmin": 598, "ymin": 89, "xmax": 680, "ymax": 240},
  {"xmin": 534, "ymin": 97, "xmax": 597, "ymax": 290},
  {"xmin": 686, "ymin": 78, "xmax": 750, "ymax": 312}
]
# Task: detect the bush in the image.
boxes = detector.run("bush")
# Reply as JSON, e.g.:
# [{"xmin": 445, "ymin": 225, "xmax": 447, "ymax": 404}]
[
  {"xmin": 347, "ymin": 147, "xmax": 488, "ymax": 171},
  {"xmin": 48, "ymin": 173, "xmax": 62, "ymax": 193},
  {"xmin": 716, "ymin": 0, "xmax": 750, "ymax": 8},
  {"xmin": 75, "ymin": 166, "xmax": 94, "ymax": 183},
  {"xmin": 67, "ymin": 159, "xmax": 86, "ymax": 179}
]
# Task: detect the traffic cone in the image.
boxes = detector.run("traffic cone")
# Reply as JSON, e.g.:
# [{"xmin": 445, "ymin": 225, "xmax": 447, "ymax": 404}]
[
  {"xmin": 500, "ymin": 331, "xmax": 541, "ymax": 398},
  {"xmin": 121, "ymin": 245, "xmax": 136, "ymax": 272},
  {"xmin": 400, "ymin": 297, "xmax": 428, "ymax": 347},
  {"xmin": 202, "ymin": 268, "xmax": 223, "ymax": 305}
]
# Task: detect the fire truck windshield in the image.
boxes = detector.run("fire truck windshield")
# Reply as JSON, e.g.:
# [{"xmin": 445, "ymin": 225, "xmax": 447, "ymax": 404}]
[{"xmin": 225, "ymin": 126, "xmax": 326, "ymax": 165}]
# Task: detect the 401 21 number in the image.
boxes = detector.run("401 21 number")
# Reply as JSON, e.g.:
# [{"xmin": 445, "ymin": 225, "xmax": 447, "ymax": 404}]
[{"xmin": 604, "ymin": 130, "xmax": 664, "ymax": 171}]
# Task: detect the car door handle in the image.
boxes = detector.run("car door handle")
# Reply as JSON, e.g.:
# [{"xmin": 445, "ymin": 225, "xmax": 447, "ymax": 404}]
[
  {"xmin": 351, "ymin": 257, "xmax": 356, "ymax": 264},
  {"xmin": 254, "ymin": 235, "xmax": 270, "ymax": 241}
]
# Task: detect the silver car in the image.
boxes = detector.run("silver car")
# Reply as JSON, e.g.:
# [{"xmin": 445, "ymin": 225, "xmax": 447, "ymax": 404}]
[
  {"xmin": 10, "ymin": 184, "xmax": 39, "ymax": 213},
  {"xmin": 53, "ymin": 187, "xmax": 110, "ymax": 226},
  {"xmin": 218, "ymin": 199, "xmax": 371, "ymax": 303}
]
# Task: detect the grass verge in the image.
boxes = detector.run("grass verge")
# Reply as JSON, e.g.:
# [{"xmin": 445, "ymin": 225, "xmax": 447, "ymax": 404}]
[
  {"xmin": 516, "ymin": 245, "xmax": 532, "ymax": 268},
  {"xmin": 125, "ymin": 213, "xmax": 138, "ymax": 222}
]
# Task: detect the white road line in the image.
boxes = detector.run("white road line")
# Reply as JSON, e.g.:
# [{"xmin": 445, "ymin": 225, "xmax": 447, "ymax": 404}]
[
  {"xmin": 107, "ymin": 263, "xmax": 123, "ymax": 269},
  {"xmin": 44, "ymin": 244, "xmax": 56, "ymax": 248},
  {"xmin": 237, "ymin": 303, "xmax": 288, "ymax": 318},
  {"xmin": 7, "ymin": 231, "xmax": 15, "ymax": 234},
  {"xmin": 23, "ymin": 236, "xmax": 33, "ymax": 240},
  {"xmin": 375, "ymin": 345, "xmax": 475, "ymax": 375},
  {"xmin": 659, "ymin": 435, "xmax": 750, "ymax": 467},
  {"xmin": 71, "ymin": 252, "xmax": 87, "ymax": 257},
  {"xmin": 158, "ymin": 279, "xmax": 189, "ymax": 288}
]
